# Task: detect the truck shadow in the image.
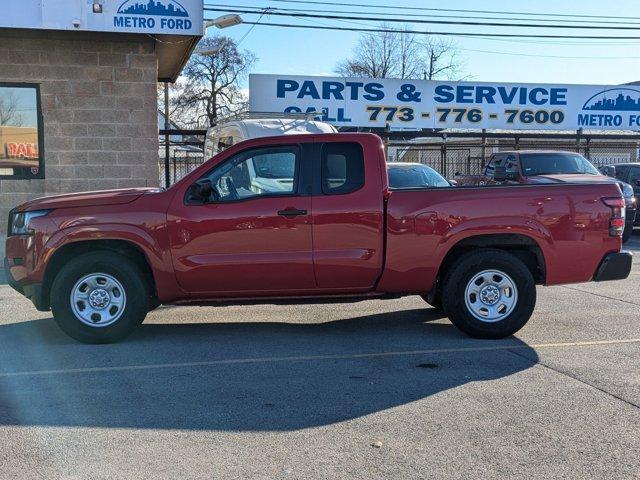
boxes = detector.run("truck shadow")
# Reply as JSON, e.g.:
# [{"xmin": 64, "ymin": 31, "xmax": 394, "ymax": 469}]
[{"xmin": 0, "ymin": 308, "xmax": 539, "ymax": 431}]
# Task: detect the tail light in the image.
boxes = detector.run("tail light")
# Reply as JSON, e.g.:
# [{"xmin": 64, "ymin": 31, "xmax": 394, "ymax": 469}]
[{"xmin": 601, "ymin": 197, "xmax": 626, "ymax": 237}]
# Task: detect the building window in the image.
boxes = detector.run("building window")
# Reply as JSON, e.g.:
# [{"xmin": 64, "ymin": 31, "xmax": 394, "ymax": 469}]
[{"xmin": 0, "ymin": 83, "xmax": 44, "ymax": 179}]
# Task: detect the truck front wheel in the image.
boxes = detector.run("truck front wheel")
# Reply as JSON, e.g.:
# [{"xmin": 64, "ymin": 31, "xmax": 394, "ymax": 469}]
[
  {"xmin": 442, "ymin": 249, "xmax": 536, "ymax": 339},
  {"xmin": 50, "ymin": 252, "xmax": 149, "ymax": 343}
]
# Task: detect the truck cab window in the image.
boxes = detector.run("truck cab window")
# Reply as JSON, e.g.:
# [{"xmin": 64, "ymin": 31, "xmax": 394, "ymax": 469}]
[
  {"xmin": 505, "ymin": 155, "xmax": 519, "ymax": 174},
  {"xmin": 321, "ymin": 142, "xmax": 365, "ymax": 195},
  {"xmin": 205, "ymin": 146, "xmax": 299, "ymax": 201},
  {"xmin": 484, "ymin": 154, "xmax": 505, "ymax": 177}
]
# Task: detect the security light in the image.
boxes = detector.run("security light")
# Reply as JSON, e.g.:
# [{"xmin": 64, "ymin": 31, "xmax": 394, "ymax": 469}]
[
  {"xmin": 92, "ymin": 0, "xmax": 103, "ymax": 13},
  {"xmin": 204, "ymin": 14, "xmax": 243, "ymax": 29}
]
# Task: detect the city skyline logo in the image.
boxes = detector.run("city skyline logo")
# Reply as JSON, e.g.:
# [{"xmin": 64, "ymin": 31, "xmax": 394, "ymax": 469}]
[
  {"xmin": 114, "ymin": 0, "xmax": 193, "ymax": 31},
  {"xmin": 582, "ymin": 88, "xmax": 640, "ymax": 112},
  {"xmin": 117, "ymin": 0, "xmax": 189, "ymax": 17}
]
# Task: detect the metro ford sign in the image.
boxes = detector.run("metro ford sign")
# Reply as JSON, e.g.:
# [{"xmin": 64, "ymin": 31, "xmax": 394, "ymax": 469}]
[
  {"xmin": 0, "ymin": 0, "xmax": 203, "ymax": 36},
  {"xmin": 114, "ymin": 0, "xmax": 194, "ymax": 31}
]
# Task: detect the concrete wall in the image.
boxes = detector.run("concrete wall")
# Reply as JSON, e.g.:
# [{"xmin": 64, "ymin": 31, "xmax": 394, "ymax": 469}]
[{"xmin": 0, "ymin": 31, "xmax": 159, "ymax": 260}]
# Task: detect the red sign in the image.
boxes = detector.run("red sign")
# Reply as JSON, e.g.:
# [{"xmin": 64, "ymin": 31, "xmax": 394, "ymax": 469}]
[{"xmin": 6, "ymin": 142, "xmax": 39, "ymax": 159}]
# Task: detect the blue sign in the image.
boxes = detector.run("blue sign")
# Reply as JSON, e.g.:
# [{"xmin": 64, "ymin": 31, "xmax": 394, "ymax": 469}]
[{"xmin": 114, "ymin": 0, "xmax": 194, "ymax": 31}]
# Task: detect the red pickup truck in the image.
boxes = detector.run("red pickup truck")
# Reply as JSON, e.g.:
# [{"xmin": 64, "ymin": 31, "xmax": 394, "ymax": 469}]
[{"xmin": 5, "ymin": 134, "xmax": 632, "ymax": 343}]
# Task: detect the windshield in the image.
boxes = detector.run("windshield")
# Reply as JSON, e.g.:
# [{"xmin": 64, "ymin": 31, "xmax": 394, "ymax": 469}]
[
  {"xmin": 520, "ymin": 153, "xmax": 599, "ymax": 176},
  {"xmin": 388, "ymin": 164, "xmax": 450, "ymax": 188}
]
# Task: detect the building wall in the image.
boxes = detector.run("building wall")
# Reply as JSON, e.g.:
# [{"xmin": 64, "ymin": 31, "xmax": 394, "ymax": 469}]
[{"xmin": 0, "ymin": 32, "xmax": 159, "ymax": 260}]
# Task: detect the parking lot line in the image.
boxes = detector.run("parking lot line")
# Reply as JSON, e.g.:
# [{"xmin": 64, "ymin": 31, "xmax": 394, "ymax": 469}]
[
  {"xmin": 1, "ymin": 338, "xmax": 638, "ymax": 379},
  {"xmin": 561, "ymin": 285, "xmax": 640, "ymax": 307}
]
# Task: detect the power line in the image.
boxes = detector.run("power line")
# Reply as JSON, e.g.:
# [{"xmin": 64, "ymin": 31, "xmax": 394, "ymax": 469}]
[
  {"xmin": 226, "ymin": 20, "xmax": 640, "ymax": 40},
  {"xmin": 459, "ymin": 47, "xmax": 640, "ymax": 60},
  {"xmin": 235, "ymin": 7, "xmax": 270, "ymax": 45},
  {"xmin": 203, "ymin": 2, "xmax": 640, "ymax": 25},
  {"xmin": 205, "ymin": 5, "xmax": 640, "ymax": 47},
  {"xmin": 266, "ymin": 0, "xmax": 640, "ymax": 21},
  {"xmin": 204, "ymin": 6, "xmax": 640, "ymax": 30}
]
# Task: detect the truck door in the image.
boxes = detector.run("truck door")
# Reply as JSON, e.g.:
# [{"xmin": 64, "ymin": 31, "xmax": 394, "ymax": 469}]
[
  {"xmin": 168, "ymin": 144, "xmax": 316, "ymax": 295},
  {"xmin": 310, "ymin": 141, "xmax": 385, "ymax": 290}
]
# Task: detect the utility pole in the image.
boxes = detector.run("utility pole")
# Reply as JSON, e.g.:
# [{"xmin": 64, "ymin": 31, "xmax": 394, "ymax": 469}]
[{"xmin": 164, "ymin": 82, "xmax": 170, "ymax": 188}]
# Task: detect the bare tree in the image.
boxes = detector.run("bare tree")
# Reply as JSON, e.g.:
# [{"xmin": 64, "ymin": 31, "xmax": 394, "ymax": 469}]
[
  {"xmin": 168, "ymin": 36, "xmax": 256, "ymax": 128},
  {"xmin": 422, "ymin": 37, "xmax": 465, "ymax": 80},
  {"xmin": 336, "ymin": 26, "xmax": 398, "ymax": 78},
  {"xmin": 336, "ymin": 25, "xmax": 465, "ymax": 80},
  {"xmin": 0, "ymin": 91, "xmax": 24, "ymax": 126}
]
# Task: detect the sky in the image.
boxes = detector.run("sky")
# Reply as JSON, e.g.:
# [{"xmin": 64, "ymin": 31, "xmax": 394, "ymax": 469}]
[
  {"xmin": 203, "ymin": 0, "xmax": 640, "ymax": 86},
  {"xmin": 0, "ymin": 87, "xmax": 38, "ymax": 127}
]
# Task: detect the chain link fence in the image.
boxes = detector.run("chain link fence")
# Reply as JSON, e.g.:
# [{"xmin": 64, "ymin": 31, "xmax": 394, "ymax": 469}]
[
  {"xmin": 388, "ymin": 132, "xmax": 640, "ymax": 178},
  {"xmin": 157, "ymin": 130, "xmax": 640, "ymax": 185}
]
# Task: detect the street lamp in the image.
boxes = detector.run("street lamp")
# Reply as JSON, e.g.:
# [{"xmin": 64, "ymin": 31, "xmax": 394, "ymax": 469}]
[{"xmin": 204, "ymin": 14, "xmax": 243, "ymax": 30}]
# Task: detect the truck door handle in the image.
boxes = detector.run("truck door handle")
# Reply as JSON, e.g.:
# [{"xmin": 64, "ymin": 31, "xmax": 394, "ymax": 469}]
[{"xmin": 277, "ymin": 208, "xmax": 308, "ymax": 217}]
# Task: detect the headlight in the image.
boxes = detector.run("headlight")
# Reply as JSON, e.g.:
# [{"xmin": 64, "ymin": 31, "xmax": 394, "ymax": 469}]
[{"xmin": 9, "ymin": 210, "xmax": 50, "ymax": 236}]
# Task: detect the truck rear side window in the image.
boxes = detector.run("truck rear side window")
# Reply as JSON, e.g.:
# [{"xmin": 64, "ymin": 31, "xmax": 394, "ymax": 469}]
[{"xmin": 321, "ymin": 142, "xmax": 365, "ymax": 195}]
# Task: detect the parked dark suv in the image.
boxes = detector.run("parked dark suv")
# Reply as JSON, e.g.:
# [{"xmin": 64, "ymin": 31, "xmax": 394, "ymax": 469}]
[{"xmin": 600, "ymin": 163, "xmax": 640, "ymax": 232}]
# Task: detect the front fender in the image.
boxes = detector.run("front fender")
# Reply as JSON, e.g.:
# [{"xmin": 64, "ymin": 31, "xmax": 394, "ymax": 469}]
[{"xmin": 37, "ymin": 224, "xmax": 183, "ymax": 302}]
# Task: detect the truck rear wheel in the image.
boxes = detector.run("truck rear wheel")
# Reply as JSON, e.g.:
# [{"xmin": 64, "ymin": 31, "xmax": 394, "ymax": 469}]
[
  {"xmin": 50, "ymin": 252, "xmax": 149, "ymax": 343},
  {"xmin": 442, "ymin": 249, "xmax": 536, "ymax": 339}
]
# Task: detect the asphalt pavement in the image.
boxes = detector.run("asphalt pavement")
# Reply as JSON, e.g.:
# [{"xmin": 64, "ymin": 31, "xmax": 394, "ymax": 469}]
[{"xmin": 0, "ymin": 236, "xmax": 638, "ymax": 479}]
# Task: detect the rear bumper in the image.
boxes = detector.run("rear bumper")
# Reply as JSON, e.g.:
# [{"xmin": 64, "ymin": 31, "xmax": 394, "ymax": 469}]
[
  {"xmin": 4, "ymin": 257, "xmax": 48, "ymax": 311},
  {"xmin": 593, "ymin": 251, "xmax": 633, "ymax": 282}
]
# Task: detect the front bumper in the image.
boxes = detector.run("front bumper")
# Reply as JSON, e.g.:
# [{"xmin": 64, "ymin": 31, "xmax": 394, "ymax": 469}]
[
  {"xmin": 4, "ymin": 257, "xmax": 48, "ymax": 311},
  {"xmin": 593, "ymin": 251, "xmax": 633, "ymax": 282}
]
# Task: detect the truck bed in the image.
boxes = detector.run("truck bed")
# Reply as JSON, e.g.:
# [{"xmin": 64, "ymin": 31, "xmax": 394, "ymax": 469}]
[{"xmin": 378, "ymin": 182, "xmax": 623, "ymax": 293}]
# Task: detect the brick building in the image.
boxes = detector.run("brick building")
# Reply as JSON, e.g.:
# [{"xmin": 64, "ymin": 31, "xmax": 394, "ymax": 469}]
[{"xmin": 0, "ymin": 1, "xmax": 203, "ymax": 260}]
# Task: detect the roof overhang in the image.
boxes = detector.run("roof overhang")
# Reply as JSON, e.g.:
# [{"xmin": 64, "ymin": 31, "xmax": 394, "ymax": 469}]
[
  {"xmin": 155, "ymin": 34, "xmax": 201, "ymax": 83},
  {"xmin": 0, "ymin": 28, "xmax": 199, "ymax": 83}
]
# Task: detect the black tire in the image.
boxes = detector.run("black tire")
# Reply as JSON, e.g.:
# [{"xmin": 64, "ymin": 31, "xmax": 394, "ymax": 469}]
[
  {"xmin": 50, "ymin": 251, "xmax": 149, "ymax": 343},
  {"xmin": 442, "ymin": 249, "xmax": 536, "ymax": 339},
  {"xmin": 622, "ymin": 224, "xmax": 632, "ymax": 243}
]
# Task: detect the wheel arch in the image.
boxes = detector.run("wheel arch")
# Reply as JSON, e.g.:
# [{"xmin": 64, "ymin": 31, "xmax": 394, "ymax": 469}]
[
  {"xmin": 437, "ymin": 233, "xmax": 546, "ymax": 287},
  {"xmin": 42, "ymin": 239, "xmax": 158, "ymax": 311}
]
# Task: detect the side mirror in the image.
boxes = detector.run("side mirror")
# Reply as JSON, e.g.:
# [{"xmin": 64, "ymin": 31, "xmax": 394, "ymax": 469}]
[
  {"xmin": 448, "ymin": 179, "xmax": 458, "ymax": 186},
  {"xmin": 493, "ymin": 166, "xmax": 507, "ymax": 182},
  {"xmin": 186, "ymin": 179, "xmax": 219, "ymax": 204},
  {"xmin": 635, "ymin": 179, "xmax": 640, "ymax": 187},
  {"xmin": 602, "ymin": 165, "xmax": 616, "ymax": 177}
]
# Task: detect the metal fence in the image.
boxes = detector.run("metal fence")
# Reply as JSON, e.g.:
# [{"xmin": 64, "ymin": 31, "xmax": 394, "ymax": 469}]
[
  {"xmin": 157, "ymin": 129, "xmax": 640, "ymax": 186},
  {"xmin": 158, "ymin": 129, "xmax": 206, "ymax": 187},
  {"xmin": 387, "ymin": 131, "xmax": 640, "ymax": 178}
]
